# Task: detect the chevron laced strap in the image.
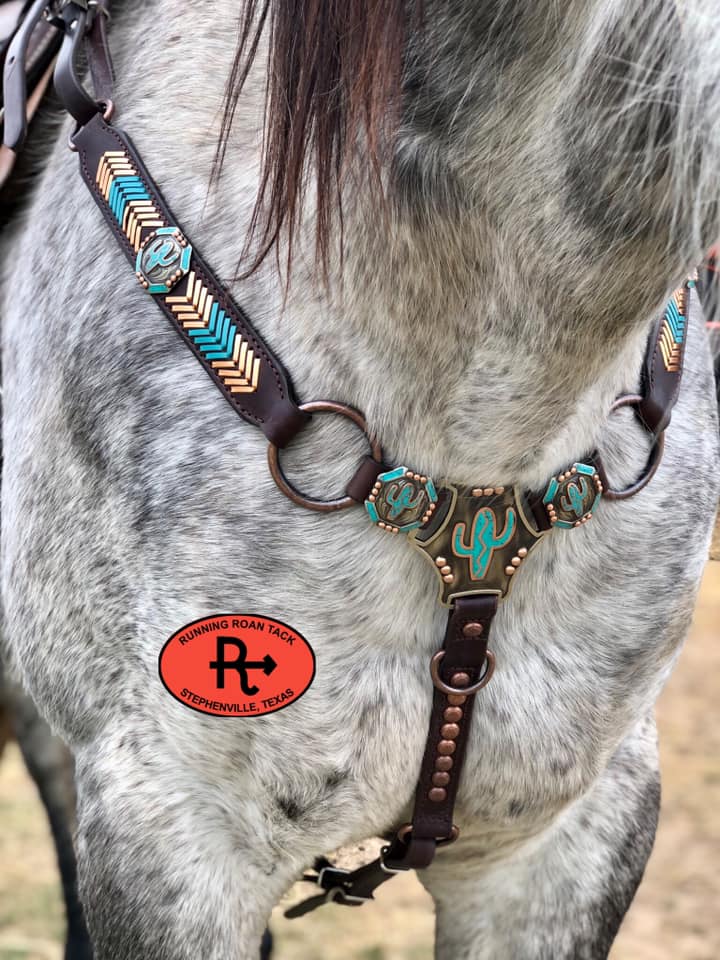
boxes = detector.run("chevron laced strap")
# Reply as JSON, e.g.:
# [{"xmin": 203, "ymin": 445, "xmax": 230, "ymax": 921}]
[
  {"xmin": 658, "ymin": 286, "xmax": 687, "ymax": 373},
  {"xmin": 70, "ymin": 114, "xmax": 308, "ymax": 448}
]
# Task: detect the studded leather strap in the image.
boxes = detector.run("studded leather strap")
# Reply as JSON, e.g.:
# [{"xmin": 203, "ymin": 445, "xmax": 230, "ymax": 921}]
[{"xmin": 383, "ymin": 594, "xmax": 498, "ymax": 869}]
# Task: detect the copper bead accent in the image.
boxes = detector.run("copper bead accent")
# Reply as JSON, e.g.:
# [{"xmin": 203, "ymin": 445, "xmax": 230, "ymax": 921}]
[
  {"xmin": 429, "ymin": 787, "xmax": 447, "ymax": 803},
  {"xmin": 447, "ymin": 694, "xmax": 467, "ymax": 706},
  {"xmin": 462, "ymin": 621, "xmax": 484, "ymax": 638},
  {"xmin": 432, "ymin": 772, "xmax": 450, "ymax": 787},
  {"xmin": 505, "ymin": 565, "xmax": 516, "ymax": 575},
  {"xmin": 441, "ymin": 723, "xmax": 460, "ymax": 739},
  {"xmin": 437, "ymin": 740, "xmax": 456, "ymax": 756},
  {"xmin": 435, "ymin": 556, "xmax": 447, "ymax": 567},
  {"xmin": 442, "ymin": 574, "xmax": 454, "ymax": 584},
  {"xmin": 518, "ymin": 547, "xmax": 528, "ymax": 558},
  {"xmin": 450, "ymin": 672, "xmax": 470, "ymax": 688},
  {"xmin": 435, "ymin": 756, "xmax": 453, "ymax": 771},
  {"xmin": 444, "ymin": 706, "xmax": 463, "ymax": 723},
  {"xmin": 440, "ymin": 565, "xmax": 452, "ymax": 576}
]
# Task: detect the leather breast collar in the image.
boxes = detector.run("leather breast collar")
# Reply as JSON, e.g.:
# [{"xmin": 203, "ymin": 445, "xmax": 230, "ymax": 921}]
[{"xmin": 2, "ymin": 1, "xmax": 692, "ymax": 915}]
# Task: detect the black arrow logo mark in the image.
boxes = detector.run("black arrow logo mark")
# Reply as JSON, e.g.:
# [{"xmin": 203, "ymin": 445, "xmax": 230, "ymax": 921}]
[{"xmin": 209, "ymin": 637, "xmax": 278, "ymax": 696}]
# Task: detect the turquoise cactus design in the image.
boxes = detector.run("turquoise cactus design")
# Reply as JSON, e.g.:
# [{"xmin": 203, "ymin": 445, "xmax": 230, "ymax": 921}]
[
  {"xmin": 560, "ymin": 476, "xmax": 591, "ymax": 517},
  {"xmin": 452, "ymin": 507, "xmax": 516, "ymax": 580},
  {"xmin": 386, "ymin": 481, "xmax": 425, "ymax": 520}
]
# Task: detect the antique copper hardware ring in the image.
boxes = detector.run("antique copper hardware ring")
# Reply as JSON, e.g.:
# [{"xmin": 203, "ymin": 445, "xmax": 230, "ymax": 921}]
[
  {"xmin": 600, "ymin": 394, "xmax": 666, "ymax": 501},
  {"xmin": 268, "ymin": 401, "xmax": 383, "ymax": 513},
  {"xmin": 430, "ymin": 649, "xmax": 496, "ymax": 696}
]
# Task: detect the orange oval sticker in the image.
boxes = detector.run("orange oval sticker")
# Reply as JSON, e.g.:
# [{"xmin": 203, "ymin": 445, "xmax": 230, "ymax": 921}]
[{"xmin": 159, "ymin": 615, "xmax": 315, "ymax": 718}]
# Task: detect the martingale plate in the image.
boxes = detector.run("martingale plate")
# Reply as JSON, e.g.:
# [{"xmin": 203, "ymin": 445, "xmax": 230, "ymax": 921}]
[{"xmin": 410, "ymin": 486, "xmax": 544, "ymax": 607}]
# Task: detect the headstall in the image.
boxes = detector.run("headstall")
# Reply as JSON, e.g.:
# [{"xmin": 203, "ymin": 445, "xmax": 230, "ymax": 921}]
[{"xmin": 2, "ymin": 1, "xmax": 691, "ymax": 916}]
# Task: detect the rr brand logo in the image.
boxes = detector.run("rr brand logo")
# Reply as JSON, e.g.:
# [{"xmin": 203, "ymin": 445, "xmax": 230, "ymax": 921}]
[
  {"xmin": 143, "ymin": 236, "xmax": 180, "ymax": 273},
  {"xmin": 452, "ymin": 507, "xmax": 516, "ymax": 580},
  {"xmin": 159, "ymin": 615, "xmax": 315, "ymax": 717}
]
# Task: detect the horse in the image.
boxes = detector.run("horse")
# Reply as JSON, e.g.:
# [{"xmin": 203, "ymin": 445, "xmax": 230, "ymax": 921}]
[{"xmin": 1, "ymin": 1, "xmax": 719, "ymax": 958}]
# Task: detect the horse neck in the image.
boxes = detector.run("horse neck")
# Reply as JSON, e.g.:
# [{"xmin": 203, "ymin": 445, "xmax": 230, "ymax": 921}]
[
  {"xmin": 109, "ymin": 0, "xmax": 718, "ymax": 485},
  {"xmin": 328, "ymin": 0, "xmax": 719, "ymax": 483}
]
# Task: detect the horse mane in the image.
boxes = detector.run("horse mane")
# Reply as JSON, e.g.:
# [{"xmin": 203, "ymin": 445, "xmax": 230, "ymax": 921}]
[{"xmin": 217, "ymin": 0, "xmax": 415, "ymax": 280}]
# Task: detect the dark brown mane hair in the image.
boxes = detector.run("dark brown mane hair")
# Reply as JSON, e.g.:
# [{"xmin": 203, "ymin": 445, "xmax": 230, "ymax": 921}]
[{"xmin": 216, "ymin": 0, "xmax": 415, "ymax": 280}]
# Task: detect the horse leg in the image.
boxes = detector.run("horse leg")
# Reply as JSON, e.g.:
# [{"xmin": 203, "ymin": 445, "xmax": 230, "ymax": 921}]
[
  {"xmin": 421, "ymin": 713, "xmax": 660, "ymax": 960},
  {"xmin": 8, "ymin": 683, "xmax": 93, "ymax": 960},
  {"xmin": 72, "ymin": 732, "xmax": 290, "ymax": 960}
]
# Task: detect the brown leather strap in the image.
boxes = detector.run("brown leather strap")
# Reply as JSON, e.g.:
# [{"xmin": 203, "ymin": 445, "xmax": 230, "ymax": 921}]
[
  {"xmin": 70, "ymin": 113, "xmax": 308, "ymax": 447},
  {"xmin": 637, "ymin": 282, "xmax": 690, "ymax": 437},
  {"xmin": 383, "ymin": 594, "xmax": 498, "ymax": 869},
  {"xmin": 86, "ymin": 2, "xmax": 113, "ymax": 107},
  {"xmin": 288, "ymin": 595, "xmax": 499, "ymax": 915}
]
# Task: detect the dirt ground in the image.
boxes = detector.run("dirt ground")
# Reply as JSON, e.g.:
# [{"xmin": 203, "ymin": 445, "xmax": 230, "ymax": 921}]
[{"xmin": 0, "ymin": 562, "xmax": 718, "ymax": 960}]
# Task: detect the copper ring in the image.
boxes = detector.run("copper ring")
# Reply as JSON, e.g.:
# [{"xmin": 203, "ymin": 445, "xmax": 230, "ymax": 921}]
[
  {"xmin": 396, "ymin": 823, "xmax": 460, "ymax": 846},
  {"xmin": 430, "ymin": 650, "xmax": 496, "ymax": 695},
  {"xmin": 600, "ymin": 394, "xmax": 666, "ymax": 501},
  {"xmin": 267, "ymin": 401, "xmax": 383, "ymax": 513}
]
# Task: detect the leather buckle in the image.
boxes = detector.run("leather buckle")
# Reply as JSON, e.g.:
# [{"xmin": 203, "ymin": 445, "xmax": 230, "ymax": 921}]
[{"xmin": 380, "ymin": 823, "xmax": 460, "ymax": 873}]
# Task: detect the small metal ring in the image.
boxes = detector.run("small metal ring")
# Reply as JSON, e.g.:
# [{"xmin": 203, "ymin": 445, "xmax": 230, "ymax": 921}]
[
  {"xmin": 601, "ymin": 395, "xmax": 666, "ymax": 501},
  {"xmin": 430, "ymin": 650, "xmax": 496, "ymax": 696},
  {"xmin": 267, "ymin": 401, "xmax": 383, "ymax": 513}
]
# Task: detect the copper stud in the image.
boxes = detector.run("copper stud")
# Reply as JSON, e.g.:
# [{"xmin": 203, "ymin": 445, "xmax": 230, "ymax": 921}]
[
  {"xmin": 450, "ymin": 672, "xmax": 470, "ymax": 688},
  {"xmin": 462, "ymin": 622, "xmax": 483, "ymax": 638},
  {"xmin": 437, "ymin": 740, "xmax": 456, "ymax": 756},
  {"xmin": 441, "ymin": 565, "xmax": 452, "ymax": 576},
  {"xmin": 435, "ymin": 756, "xmax": 453, "ymax": 771},
  {"xmin": 444, "ymin": 706, "xmax": 463, "ymax": 723},
  {"xmin": 505, "ymin": 566, "xmax": 515, "ymax": 575},
  {"xmin": 447, "ymin": 694, "xmax": 467, "ymax": 706},
  {"xmin": 432, "ymin": 772, "xmax": 450, "ymax": 787},
  {"xmin": 420, "ymin": 476, "xmax": 427, "ymax": 483},
  {"xmin": 471, "ymin": 488, "xmax": 483, "ymax": 497},
  {"xmin": 429, "ymin": 787, "xmax": 447, "ymax": 803},
  {"xmin": 518, "ymin": 548, "xmax": 528, "ymax": 558},
  {"xmin": 443, "ymin": 574, "xmax": 454, "ymax": 583},
  {"xmin": 483, "ymin": 487, "xmax": 494, "ymax": 497},
  {"xmin": 494, "ymin": 486, "xmax": 505, "ymax": 495},
  {"xmin": 436, "ymin": 557, "xmax": 447, "ymax": 567},
  {"xmin": 511, "ymin": 557, "xmax": 521, "ymax": 567},
  {"xmin": 368, "ymin": 495, "xmax": 376, "ymax": 502},
  {"xmin": 441, "ymin": 723, "xmax": 460, "ymax": 739}
]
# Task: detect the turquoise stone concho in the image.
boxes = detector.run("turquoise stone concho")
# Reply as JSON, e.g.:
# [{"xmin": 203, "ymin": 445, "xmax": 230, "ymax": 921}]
[
  {"xmin": 364, "ymin": 466, "xmax": 438, "ymax": 533},
  {"xmin": 135, "ymin": 226, "xmax": 192, "ymax": 294},
  {"xmin": 365, "ymin": 461, "xmax": 604, "ymax": 606},
  {"xmin": 542, "ymin": 462, "xmax": 603, "ymax": 529}
]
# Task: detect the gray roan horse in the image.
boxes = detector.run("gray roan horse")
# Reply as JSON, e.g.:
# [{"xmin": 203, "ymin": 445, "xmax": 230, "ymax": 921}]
[{"xmin": 2, "ymin": 1, "xmax": 720, "ymax": 958}]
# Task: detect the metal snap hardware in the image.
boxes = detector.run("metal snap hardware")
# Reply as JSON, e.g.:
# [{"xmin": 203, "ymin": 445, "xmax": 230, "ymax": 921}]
[
  {"xmin": 267, "ymin": 401, "xmax": 383, "ymax": 513},
  {"xmin": 430, "ymin": 650, "xmax": 495, "ymax": 696},
  {"xmin": 601, "ymin": 394, "xmax": 666, "ymax": 501}
]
